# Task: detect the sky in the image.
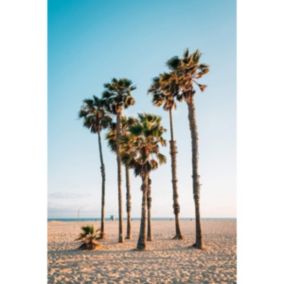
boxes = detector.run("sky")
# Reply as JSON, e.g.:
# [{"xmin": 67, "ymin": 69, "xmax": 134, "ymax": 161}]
[{"xmin": 48, "ymin": 0, "xmax": 236, "ymax": 219}]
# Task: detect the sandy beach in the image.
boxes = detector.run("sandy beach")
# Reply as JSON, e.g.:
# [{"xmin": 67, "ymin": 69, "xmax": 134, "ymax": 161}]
[{"xmin": 48, "ymin": 219, "xmax": 236, "ymax": 283}]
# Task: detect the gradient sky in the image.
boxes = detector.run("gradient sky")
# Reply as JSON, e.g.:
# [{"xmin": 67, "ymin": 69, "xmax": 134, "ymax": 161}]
[{"xmin": 48, "ymin": 0, "xmax": 236, "ymax": 218}]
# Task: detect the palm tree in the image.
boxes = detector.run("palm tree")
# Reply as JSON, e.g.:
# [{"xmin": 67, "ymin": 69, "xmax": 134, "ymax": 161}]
[
  {"xmin": 75, "ymin": 225, "xmax": 101, "ymax": 250},
  {"xmin": 120, "ymin": 114, "xmax": 167, "ymax": 250},
  {"xmin": 148, "ymin": 72, "xmax": 183, "ymax": 240},
  {"xmin": 166, "ymin": 49, "xmax": 209, "ymax": 249},
  {"xmin": 79, "ymin": 96, "xmax": 112, "ymax": 239},
  {"xmin": 102, "ymin": 78, "xmax": 136, "ymax": 243},
  {"xmin": 106, "ymin": 116, "xmax": 138, "ymax": 240}
]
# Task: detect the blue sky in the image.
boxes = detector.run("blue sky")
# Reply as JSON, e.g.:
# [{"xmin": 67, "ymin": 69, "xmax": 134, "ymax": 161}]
[{"xmin": 48, "ymin": 0, "xmax": 236, "ymax": 218}]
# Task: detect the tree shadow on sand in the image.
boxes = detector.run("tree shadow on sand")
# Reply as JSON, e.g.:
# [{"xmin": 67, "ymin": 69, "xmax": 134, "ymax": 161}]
[{"xmin": 49, "ymin": 242, "xmax": 205, "ymax": 256}]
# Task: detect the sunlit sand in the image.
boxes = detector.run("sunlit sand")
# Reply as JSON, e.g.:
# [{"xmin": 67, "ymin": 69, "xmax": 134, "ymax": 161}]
[{"xmin": 48, "ymin": 219, "xmax": 236, "ymax": 283}]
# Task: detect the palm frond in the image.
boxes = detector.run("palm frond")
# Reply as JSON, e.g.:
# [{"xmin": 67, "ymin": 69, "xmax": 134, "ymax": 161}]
[
  {"xmin": 166, "ymin": 56, "xmax": 180, "ymax": 71},
  {"xmin": 157, "ymin": 153, "xmax": 167, "ymax": 164},
  {"xmin": 192, "ymin": 49, "xmax": 201, "ymax": 63},
  {"xmin": 183, "ymin": 48, "xmax": 189, "ymax": 58},
  {"xmin": 82, "ymin": 225, "xmax": 94, "ymax": 235},
  {"xmin": 83, "ymin": 99, "xmax": 94, "ymax": 107},
  {"xmin": 198, "ymin": 84, "xmax": 207, "ymax": 92},
  {"xmin": 130, "ymin": 124, "xmax": 143, "ymax": 136}
]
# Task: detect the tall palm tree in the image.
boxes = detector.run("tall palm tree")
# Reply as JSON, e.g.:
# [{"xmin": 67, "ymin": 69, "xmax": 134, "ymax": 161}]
[
  {"xmin": 120, "ymin": 114, "xmax": 167, "ymax": 250},
  {"xmin": 166, "ymin": 49, "xmax": 209, "ymax": 249},
  {"xmin": 102, "ymin": 78, "xmax": 136, "ymax": 243},
  {"xmin": 148, "ymin": 72, "xmax": 183, "ymax": 240},
  {"xmin": 79, "ymin": 96, "xmax": 112, "ymax": 239},
  {"xmin": 106, "ymin": 116, "xmax": 138, "ymax": 240}
]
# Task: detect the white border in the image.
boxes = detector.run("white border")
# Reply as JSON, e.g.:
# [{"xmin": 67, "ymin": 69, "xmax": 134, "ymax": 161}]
[
  {"xmin": 0, "ymin": 0, "xmax": 47, "ymax": 283},
  {"xmin": 238, "ymin": 0, "xmax": 284, "ymax": 283}
]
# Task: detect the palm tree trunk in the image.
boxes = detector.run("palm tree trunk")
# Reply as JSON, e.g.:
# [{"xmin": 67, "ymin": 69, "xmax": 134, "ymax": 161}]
[
  {"xmin": 147, "ymin": 177, "xmax": 152, "ymax": 241},
  {"xmin": 97, "ymin": 131, "xmax": 106, "ymax": 239},
  {"xmin": 116, "ymin": 113, "xmax": 124, "ymax": 243},
  {"xmin": 137, "ymin": 174, "xmax": 148, "ymax": 250},
  {"xmin": 169, "ymin": 109, "xmax": 183, "ymax": 240},
  {"xmin": 187, "ymin": 96, "xmax": 203, "ymax": 249},
  {"xmin": 125, "ymin": 165, "xmax": 131, "ymax": 239}
]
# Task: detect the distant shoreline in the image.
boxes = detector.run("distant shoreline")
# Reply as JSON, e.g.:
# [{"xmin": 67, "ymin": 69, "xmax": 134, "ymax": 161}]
[{"xmin": 48, "ymin": 217, "xmax": 236, "ymax": 222}]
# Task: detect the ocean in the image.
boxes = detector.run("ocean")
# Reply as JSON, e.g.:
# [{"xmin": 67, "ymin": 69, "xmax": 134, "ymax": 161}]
[{"xmin": 48, "ymin": 217, "xmax": 236, "ymax": 222}]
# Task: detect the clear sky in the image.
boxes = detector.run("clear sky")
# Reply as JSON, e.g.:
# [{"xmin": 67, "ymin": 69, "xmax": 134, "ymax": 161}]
[{"xmin": 48, "ymin": 0, "xmax": 236, "ymax": 218}]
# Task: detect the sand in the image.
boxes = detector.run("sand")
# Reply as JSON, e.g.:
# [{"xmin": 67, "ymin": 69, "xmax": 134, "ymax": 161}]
[{"xmin": 48, "ymin": 220, "xmax": 236, "ymax": 283}]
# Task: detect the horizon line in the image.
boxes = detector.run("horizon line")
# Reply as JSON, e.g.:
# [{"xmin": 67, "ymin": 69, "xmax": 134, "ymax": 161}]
[{"xmin": 48, "ymin": 216, "xmax": 236, "ymax": 220}]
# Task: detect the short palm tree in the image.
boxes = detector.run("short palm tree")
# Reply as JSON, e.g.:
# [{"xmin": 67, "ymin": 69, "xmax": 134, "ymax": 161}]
[
  {"xmin": 79, "ymin": 96, "xmax": 112, "ymax": 239},
  {"xmin": 75, "ymin": 225, "xmax": 101, "ymax": 250},
  {"xmin": 148, "ymin": 72, "xmax": 183, "ymax": 240},
  {"xmin": 166, "ymin": 49, "xmax": 209, "ymax": 249},
  {"xmin": 106, "ymin": 116, "xmax": 138, "ymax": 240},
  {"xmin": 102, "ymin": 78, "xmax": 136, "ymax": 243},
  {"xmin": 120, "ymin": 114, "xmax": 167, "ymax": 250}
]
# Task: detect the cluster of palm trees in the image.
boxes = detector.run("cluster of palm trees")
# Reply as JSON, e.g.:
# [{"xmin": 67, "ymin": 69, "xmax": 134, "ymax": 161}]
[{"xmin": 79, "ymin": 48, "xmax": 209, "ymax": 250}]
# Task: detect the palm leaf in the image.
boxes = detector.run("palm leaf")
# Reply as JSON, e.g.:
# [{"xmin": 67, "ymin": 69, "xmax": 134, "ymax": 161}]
[{"xmin": 167, "ymin": 56, "xmax": 180, "ymax": 70}]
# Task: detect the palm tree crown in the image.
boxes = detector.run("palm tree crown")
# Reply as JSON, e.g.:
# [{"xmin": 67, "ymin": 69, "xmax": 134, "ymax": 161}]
[
  {"xmin": 102, "ymin": 78, "xmax": 136, "ymax": 114},
  {"xmin": 120, "ymin": 113, "xmax": 167, "ymax": 176},
  {"xmin": 166, "ymin": 49, "xmax": 209, "ymax": 102},
  {"xmin": 148, "ymin": 72, "xmax": 179, "ymax": 110},
  {"xmin": 75, "ymin": 225, "xmax": 101, "ymax": 250},
  {"xmin": 106, "ymin": 116, "xmax": 138, "ymax": 153},
  {"xmin": 79, "ymin": 95, "xmax": 112, "ymax": 133}
]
